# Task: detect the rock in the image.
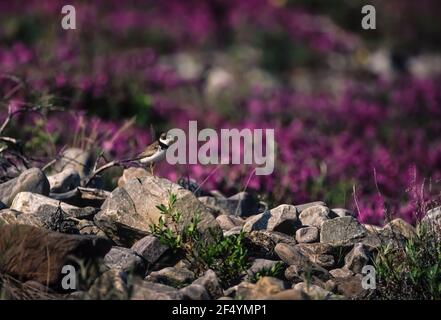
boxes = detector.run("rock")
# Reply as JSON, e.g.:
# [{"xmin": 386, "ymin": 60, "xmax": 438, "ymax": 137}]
[
  {"xmin": 296, "ymin": 201, "xmax": 327, "ymax": 213},
  {"xmin": 299, "ymin": 205, "xmax": 332, "ymax": 228},
  {"xmin": 275, "ymin": 243, "xmax": 309, "ymax": 266},
  {"xmin": 275, "ymin": 243, "xmax": 336, "ymax": 269},
  {"xmin": 11, "ymin": 192, "xmax": 97, "ymax": 219},
  {"xmin": 383, "ymin": 218, "xmax": 416, "ymax": 239},
  {"xmin": 48, "ymin": 168, "xmax": 81, "ymax": 193},
  {"xmin": 235, "ymin": 277, "xmax": 286, "ymax": 299},
  {"xmin": 146, "ymin": 267, "xmax": 195, "ymax": 288},
  {"xmin": 55, "ymin": 148, "xmax": 95, "ymax": 179},
  {"xmin": 245, "ymin": 230, "xmax": 296, "ymax": 259},
  {"xmin": 293, "ymin": 282, "xmax": 334, "ymax": 299},
  {"xmin": 295, "ymin": 243, "xmax": 336, "ymax": 269},
  {"xmin": 0, "ymin": 168, "xmax": 50, "ymax": 206},
  {"xmin": 0, "ymin": 201, "xmax": 6, "ymax": 210},
  {"xmin": 295, "ymin": 227, "xmax": 319, "ymax": 243},
  {"xmin": 179, "ymin": 284, "xmax": 210, "ymax": 300},
  {"xmin": 0, "ymin": 224, "xmax": 111, "ymax": 287},
  {"xmin": 343, "ymin": 243, "xmax": 371, "ymax": 273},
  {"xmin": 117, "ymin": 167, "xmax": 151, "ymax": 188},
  {"xmin": 78, "ymin": 220, "xmax": 107, "ymax": 237},
  {"xmin": 198, "ymin": 191, "xmax": 259, "ymax": 217},
  {"xmin": 104, "ymin": 247, "xmax": 146, "ymax": 275},
  {"xmin": 216, "ymin": 214, "xmax": 244, "ymax": 231},
  {"xmin": 193, "ymin": 269, "xmax": 223, "ymax": 299},
  {"xmin": 130, "ymin": 280, "xmax": 183, "ymax": 300},
  {"xmin": 94, "ymin": 176, "xmax": 219, "ymax": 246},
  {"xmin": 264, "ymin": 288, "xmax": 309, "ymax": 300},
  {"xmin": 331, "ymin": 208, "xmax": 354, "ymax": 217},
  {"xmin": 320, "ymin": 216, "xmax": 367, "ymax": 244},
  {"xmin": 88, "ymin": 269, "xmax": 129, "ymax": 300},
  {"xmin": 131, "ymin": 236, "xmax": 169, "ymax": 265},
  {"xmin": 422, "ymin": 206, "xmax": 441, "ymax": 226},
  {"xmin": 329, "ymin": 268, "xmax": 354, "ymax": 278},
  {"xmin": 325, "ymin": 274, "xmax": 365, "ymax": 298},
  {"xmin": 285, "ymin": 263, "xmax": 330, "ymax": 283},
  {"xmin": 247, "ymin": 259, "xmax": 282, "ymax": 279},
  {"xmin": 364, "ymin": 224, "xmax": 383, "ymax": 233},
  {"xmin": 223, "ymin": 226, "xmax": 242, "ymax": 237},
  {"xmin": 243, "ymin": 204, "xmax": 300, "ymax": 235}
]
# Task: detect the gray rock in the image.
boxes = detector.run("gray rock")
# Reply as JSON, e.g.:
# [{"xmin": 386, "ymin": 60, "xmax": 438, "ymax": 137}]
[
  {"xmin": 285, "ymin": 263, "xmax": 330, "ymax": 282},
  {"xmin": 0, "ymin": 168, "xmax": 49, "ymax": 207},
  {"xmin": 216, "ymin": 214, "xmax": 244, "ymax": 231},
  {"xmin": 193, "ymin": 269, "xmax": 222, "ymax": 299},
  {"xmin": 296, "ymin": 201, "xmax": 327, "ymax": 213},
  {"xmin": 295, "ymin": 226, "xmax": 319, "ymax": 243},
  {"xmin": 243, "ymin": 204, "xmax": 300, "ymax": 235},
  {"xmin": 275, "ymin": 243, "xmax": 310, "ymax": 266},
  {"xmin": 299, "ymin": 205, "xmax": 331, "ymax": 228},
  {"xmin": 11, "ymin": 192, "xmax": 97, "ymax": 219},
  {"xmin": 47, "ymin": 168, "xmax": 81, "ymax": 193},
  {"xmin": 198, "ymin": 191, "xmax": 259, "ymax": 217},
  {"xmin": 293, "ymin": 282, "xmax": 334, "ymax": 299},
  {"xmin": 245, "ymin": 230, "xmax": 296, "ymax": 259},
  {"xmin": 331, "ymin": 208, "xmax": 355, "ymax": 217},
  {"xmin": 422, "ymin": 206, "xmax": 441, "ymax": 226},
  {"xmin": 320, "ymin": 216, "xmax": 367, "ymax": 244},
  {"xmin": 329, "ymin": 268, "xmax": 354, "ymax": 278},
  {"xmin": 223, "ymin": 226, "xmax": 243, "ymax": 237},
  {"xmin": 94, "ymin": 176, "xmax": 220, "ymax": 246},
  {"xmin": 344, "ymin": 243, "xmax": 371, "ymax": 273},
  {"xmin": 130, "ymin": 281, "xmax": 183, "ymax": 300},
  {"xmin": 247, "ymin": 259, "xmax": 281, "ymax": 278},
  {"xmin": 179, "ymin": 284, "xmax": 210, "ymax": 300},
  {"xmin": 88, "ymin": 269, "xmax": 129, "ymax": 300},
  {"xmin": 131, "ymin": 236, "xmax": 168, "ymax": 265},
  {"xmin": 104, "ymin": 247, "xmax": 146, "ymax": 275},
  {"xmin": 383, "ymin": 218, "xmax": 416, "ymax": 239},
  {"xmin": 275, "ymin": 243, "xmax": 336, "ymax": 269},
  {"xmin": 78, "ymin": 220, "xmax": 107, "ymax": 237},
  {"xmin": 146, "ymin": 267, "xmax": 195, "ymax": 287},
  {"xmin": 54, "ymin": 148, "xmax": 95, "ymax": 179}
]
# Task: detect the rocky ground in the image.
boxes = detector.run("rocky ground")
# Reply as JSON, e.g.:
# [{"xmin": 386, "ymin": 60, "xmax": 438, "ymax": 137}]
[{"xmin": 1, "ymin": 148, "xmax": 440, "ymax": 300}]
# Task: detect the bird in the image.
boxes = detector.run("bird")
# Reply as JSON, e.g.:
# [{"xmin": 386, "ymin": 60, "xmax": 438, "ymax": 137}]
[{"xmin": 134, "ymin": 132, "xmax": 177, "ymax": 174}]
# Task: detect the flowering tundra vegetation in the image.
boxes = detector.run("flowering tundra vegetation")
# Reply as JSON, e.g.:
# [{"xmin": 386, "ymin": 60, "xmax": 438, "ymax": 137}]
[{"xmin": 1, "ymin": 0, "xmax": 441, "ymax": 226}]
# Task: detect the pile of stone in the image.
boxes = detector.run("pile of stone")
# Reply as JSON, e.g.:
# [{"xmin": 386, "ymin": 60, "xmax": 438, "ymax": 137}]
[{"xmin": 0, "ymin": 149, "xmax": 435, "ymax": 300}]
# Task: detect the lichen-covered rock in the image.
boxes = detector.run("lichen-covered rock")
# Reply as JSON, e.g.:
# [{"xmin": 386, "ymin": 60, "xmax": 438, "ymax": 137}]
[
  {"xmin": 199, "ymin": 191, "xmax": 259, "ymax": 217},
  {"xmin": 320, "ymin": 216, "xmax": 368, "ymax": 244},
  {"xmin": 94, "ymin": 176, "xmax": 219, "ymax": 246},
  {"xmin": 343, "ymin": 243, "xmax": 371, "ymax": 273},
  {"xmin": 117, "ymin": 167, "xmax": 151, "ymax": 188}
]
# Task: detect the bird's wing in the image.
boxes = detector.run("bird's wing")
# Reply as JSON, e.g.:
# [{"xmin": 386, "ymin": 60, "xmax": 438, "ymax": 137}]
[{"xmin": 136, "ymin": 141, "xmax": 159, "ymax": 159}]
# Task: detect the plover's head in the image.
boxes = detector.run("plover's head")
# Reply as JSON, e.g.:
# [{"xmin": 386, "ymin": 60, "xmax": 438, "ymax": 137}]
[{"xmin": 159, "ymin": 132, "xmax": 177, "ymax": 147}]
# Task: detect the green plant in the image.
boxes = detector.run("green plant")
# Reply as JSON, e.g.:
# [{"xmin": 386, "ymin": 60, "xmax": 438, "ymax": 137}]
[
  {"xmin": 149, "ymin": 192, "xmax": 249, "ymax": 287},
  {"xmin": 249, "ymin": 262, "xmax": 285, "ymax": 283},
  {"xmin": 373, "ymin": 222, "xmax": 441, "ymax": 299}
]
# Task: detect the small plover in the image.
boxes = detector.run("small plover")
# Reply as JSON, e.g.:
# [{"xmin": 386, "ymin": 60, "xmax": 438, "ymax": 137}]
[{"xmin": 135, "ymin": 132, "xmax": 177, "ymax": 173}]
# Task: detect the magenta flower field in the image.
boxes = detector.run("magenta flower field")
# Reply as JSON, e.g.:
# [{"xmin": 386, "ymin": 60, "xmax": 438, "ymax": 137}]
[{"xmin": 1, "ymin": 0, "xmax": 441, "ymax": 225}]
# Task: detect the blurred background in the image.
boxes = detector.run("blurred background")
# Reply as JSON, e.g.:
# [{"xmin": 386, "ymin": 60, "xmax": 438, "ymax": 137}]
[{"xmin": 1, "ymin": 0, "xmax": 441, "ymax": 225}]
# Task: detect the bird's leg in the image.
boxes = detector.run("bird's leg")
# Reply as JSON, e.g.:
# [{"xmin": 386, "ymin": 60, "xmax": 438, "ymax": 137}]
[{"xmin": 149, "ymin": 162, "xmax": 155, "ymax": 175}]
